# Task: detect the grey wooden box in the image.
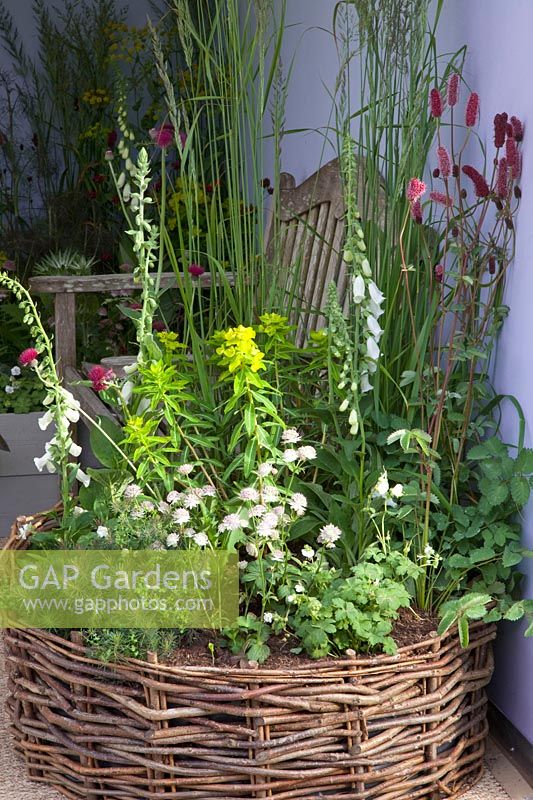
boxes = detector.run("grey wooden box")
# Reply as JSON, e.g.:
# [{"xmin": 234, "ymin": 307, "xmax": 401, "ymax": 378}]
[{"xmin": 0, "ymin": 412, "xmax": 59, "ymax": 540}]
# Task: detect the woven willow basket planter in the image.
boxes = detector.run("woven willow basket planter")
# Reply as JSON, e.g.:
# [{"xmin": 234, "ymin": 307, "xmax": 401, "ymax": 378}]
[{"xmin": 4, "ymin": 513, "xmax": 496, "ymax": 800}]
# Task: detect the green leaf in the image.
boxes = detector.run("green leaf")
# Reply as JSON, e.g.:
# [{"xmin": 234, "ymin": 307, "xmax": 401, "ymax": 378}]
[
  {"xmin": 243, "ymin": 404, "xmax": 255, "ymax": 437},
  {"xmin": 503, "ymin": 602, "xmax": 525, "ymax": 622},
  {"xmin": 502, "ymin": 546, "xmax": 523, "ymax": 568},
  {"xmin": 511, "ymin": 476, "xmax": 530, "ymax": 507},
  {"xmin": 89, "ymin": 416, "xmax": 123, "ymax": 469},
  {"xmin": 458, "ymin": 616, "xmax": 469, "ymax": 648}
]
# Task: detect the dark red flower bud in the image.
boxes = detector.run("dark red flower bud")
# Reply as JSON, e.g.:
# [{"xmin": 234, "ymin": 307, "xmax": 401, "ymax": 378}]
[
  {"xmin": 505, "ymin": 218, "xmax": 514, "ymax": 230},
  {"xmin": 452, "ymin": 164, "xmax": 460, "ymax": 178},
  {"xmin": 460, "ymin": 189, "xmax": 467, "ymax": 199},
  {"xmin": 452, "ymin": 226, "xmax": 459, "ymax": 237},
  {"xmin": 267, "ymin": 186, "xmax": 274, "ymax": 195},
  {"xmin": 514, "ymin": 185, "xmax": 522, "ymax": 199},
  {"xmin": 488, "ymin": 256, "xmax": 496, "ymax": 275},
  {"xmin": 433, "ymin": 168, "xmax": 441, "ymax": 178},
  {"xmin": 495, "ymin": 199, "xmax": 503, "ymax": 210},
  {"xmin": 261, "ymin": 177, "xmax": 271, "ymax": 188},
  {"xmin": 462, "ymin": 165, "xmax": 490, "ymax": 198},
  {"xmin": 434, "ymin": 264, "xmax": 444, "ymax": 283}
]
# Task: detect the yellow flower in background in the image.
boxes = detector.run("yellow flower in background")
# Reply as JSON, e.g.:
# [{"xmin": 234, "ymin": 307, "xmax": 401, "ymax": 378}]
[{"xmin": 81, "ymin": 88, "xmax": 111, "ymax": 106}]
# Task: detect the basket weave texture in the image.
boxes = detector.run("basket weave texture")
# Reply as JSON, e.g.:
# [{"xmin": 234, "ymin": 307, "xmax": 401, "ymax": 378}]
[{"xmin": 4, "ymin": 512, "xmax": 496, "ymax": 800}]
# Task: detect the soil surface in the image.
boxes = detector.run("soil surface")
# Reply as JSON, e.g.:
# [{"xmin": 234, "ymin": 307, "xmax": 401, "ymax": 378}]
[{"xmin": 162, "ymin": 606, "xmax": 439, "ymax": 669}]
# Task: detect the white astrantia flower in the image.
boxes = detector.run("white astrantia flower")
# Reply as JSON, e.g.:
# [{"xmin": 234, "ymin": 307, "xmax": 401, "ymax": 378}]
[
  {"xmin": 96, "ymin": 526, "xmax": 109, "ymax": 539},
  {"xmin": 183, "ymin": 528, "xmax": 196, "ymax": 538},
  {"xmin": 372, "ymin": 470, "xmax": 389, "ymax": 498},
  {"xmin": 173, "ymin": 508, "xmax": 191, "ymax": 525},
  {"xmin": 282, "ymin": 448, "xmax": 299, "ymax": 463},
  {"xmin": 178, "ymin": 463, "xmax": 194, "ymax": 476},
  {"xmin": 10, "ymin": 365, "xmax": 21, "ymax": 377},
  {"xmin": 125, "ymin": 483, "xmax": 143, "ymax": 499},
  {"xmin": 4, "ymin": 385, "xmax": 14, "ymax": 394},
  {"xmin": 281, "ymin": 428, "xmax": 301, "ymax": 444},
  {"xmin": 166, "ymin": 532, "xmax": 180, "ymax": 547},
  {"xmin": 239, "ymin": 560, "xmax": 248, "ymax": 570},
  {"xmin": 200, "ymin": 485, "xmax": 217, "ymax": 497},
  {"xmin": 193, "ymin": 532, "xmax": 209, "ymax": 547},
  {"xmin": 352, "ymin": 273, "xmax": 365, "ymax": 304},
  {"xmin": 301, "ymin": 545, "xmax": 315, "ymax": 560},
  {"xmin": 263, "ymin": 612, "xmax": 273, "ymax": 624},
  {"xmin": 262, "ymin": 485, "xmax": 280, "ymax": 503},
  {"xmin": 72, "ymin": 506, "xmax": 84, "ymax": 516},
  {"xmin": 295, "ymin": 582, "xmax": 305, "ymax": 593},
  {"xmin": 289, "ymin": 492, "xmax": 308, "ymax": 516},
  {"xmin": 297, "ymin": 446, "xmax": 317, "ymax": 461},
  {"xmin": 239, "ymin": 487, "xmax": 260, "ymax": 502},
  {"xmin": 183, "ymin": 493, "xmax": 202, "ymax": 509},
  {"xmin": 166, "ymin": 490, "xmax": 182, "ymax": 504},
  {"xmin": 250, "ymin": 504, "xmax": 267, "ymax": 518},
  {"xmin": 257, "ymin": 462, "xmax": 275, "ymax": 478},
  {"xmin": 270, "ymin": 548, "xmax": 284, "ymax": 562},
  {"xmin": 158, "ymin": 501, "xmax": 170, "ymax": 514},
  {"xmin": 257, "ymin": 520, "xmax": 280, "ymax": 539},
  {"xmin": 141, "ymin": 500, "xmax": 155, "ymax": 514},
  {"xmin": 390, "ymin": 483, "xmax": 404, "ymax": 498},
  {"xmin": 317, "ymin": 523, "xmax": 342, "ymax": 548},
  {"xmin": 246, "ymin": 542, "xmax": 258, "ymax": 558},
  {"xmin": 218, "ymin": 513, "xmax": 243, "ymax": 532}
]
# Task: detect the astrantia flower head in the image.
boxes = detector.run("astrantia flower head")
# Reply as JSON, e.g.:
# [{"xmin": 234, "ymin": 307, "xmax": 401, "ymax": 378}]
[
  {"xmin": 183, "ymin": 492, "xmax": 202, "ymax": 509},
  {"xmin": 10, "ymin": 365, "xmax": 21, "ymax": 377},
  {"xmin": 87, "ymin": 365, "xmax": 115, "ymax": 392},
  {"xmin": 436, "ymin": 145, "xmax": 451, "ymax": 177},
  {"xmin": 193, "ymin": 532, "xmax": 209, "ymax": 547},
  {"xmin": 166, "ymin": 533, "xmax": 180, "ymax": 548},
  {"xmin": 178, "ymin": 463, "xmax": 194, "ymax": 476},
  {"xmin": 262, "ymin": 485, "xmax": 280, "ymax": 503},
  {"xmin": 250, "ymin": 504, "xmax": 267, "ymax": 518},
  {"xmin": 124, "ymin": 483, "xmax": 142, "ymax": 499},
  {"xmin": 429, "ymin": 87, "xmax": 443, "ymax": 118},
  {"xmin": 297, "ymin": 445, "xmax": 317, "ymax": 461},
  {"xmin": 270, "ymin": 548, "xmax": 285, "ymax": 562},
  {"xmin": 406, "ymin": 177, "xmax": 427, "ymax": 204},
  {"xmin": 317, "ymin": 523, "xmax": 342, "ymax": 548},
  {"xmin": 282, "ymin": 448, "xmax": 299, "ymax": 463},
  {"xmin": 257, "ymin": 462, "xmax": 275, "ymax": 478},
  {"xmin": 289, "ymin": 492, "xmax": 308, "ymax": 516},
  {"xmin": 218, "ymin": 513, "xmax": 243, "ymax": 532},
  {"xmin": 462, "ymin": 165, "xmax": 490, "ymax": 198},
  {"xmin": 149, "ymin": 122, "xmax": 174, "ymax": 149},
  {"xmin": 281, "ymin": 428, "xmax": 301, "ymax": 444},
  {"xmin": 173, "ymin": 508, "xmax": 191, "ymax": 525},
  {"xmin": 239, "ymin": 487, "xmax": 260, "ymax": 502},
  {"xmin": 447, "ymin": 73, "xmax": 459, "ymax": 107},
  {"xmin": 96, "ymin": 525, "xmax": 109, "ymax": 539},
  {"xmin": 465, "ymin": 92, "xmax": 479, "ymax": 127},
  {"xmin": 19, "ymin": 347, "xmax": 39, "ymax": 367},
  {"xmin": 301, "ymin": 544, "xmax": 315, "ymax": 560}
]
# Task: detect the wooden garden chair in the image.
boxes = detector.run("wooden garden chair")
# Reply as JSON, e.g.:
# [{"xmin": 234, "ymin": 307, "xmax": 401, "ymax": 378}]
[{"xmin": 265, "ymin": 156, "xmax": 384, "ymax": 346}]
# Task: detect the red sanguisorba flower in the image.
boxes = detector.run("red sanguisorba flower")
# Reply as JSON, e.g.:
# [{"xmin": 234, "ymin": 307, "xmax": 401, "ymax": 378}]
[
  {"xmin": 410, "ymin": 199, "xmax": 423, "ymax": 223},
  {"xmin": 19, "ymin": 347, "xmax": 39, "ymax": 366},
  {"xmin": 510, "ymin": 115, "xmax": 524, "ymax": 142},
  {"xmin": 406, "ymin": 177, "xmax": 427, "ymax": 203},
  {"xmin": 430, "ymin": 190, "xmax": 453, "ymax": 207},
  {"xmin": 505, "ymin": 136, "xmax": 520, "ymax": 178},
  {"xmin": 430, "ymin": 88, "xmax": 443, "ymax": 118},
  {"xmin": 436, "ymin": 145, "xmax": 451, "ymax": 177},
  {"xmin": 465, "ymin": 92, "xmax": 479, "ymax": 127},
  {"xmin": 496, "ymin": 158, "xmax": 509, "ymax": 198},
  {"xmin": 494, "ymin": 113, "xmax": 508, "ymax": 148},
  {"xmin": 462, "ymin": 165, "xmax": 490, "ymax": 198},
  {"xmin": 447, "ymin": 73, "xmax": 460, "ymax": 107},
  {"xmin": 87, "ymin": 365, "xmax": 115, "ymax": 392}
]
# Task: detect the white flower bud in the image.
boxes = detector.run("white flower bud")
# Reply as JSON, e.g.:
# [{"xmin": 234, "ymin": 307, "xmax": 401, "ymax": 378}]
[{"xmin": 339, "ymin": 398, "xmax": 349, "ymax": 413}]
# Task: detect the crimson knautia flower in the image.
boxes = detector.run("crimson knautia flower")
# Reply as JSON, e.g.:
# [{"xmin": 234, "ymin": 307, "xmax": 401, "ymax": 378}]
[
  {"xmin": 152, "ymin": 320, "xmax": 166, "ymax": 332},
  {"xmin": 494, "ymin": 113, "xmax": 508, "ymax": 148},
  {"xmin": 447, "ymin": 73, "xmax": 459, "ymax": 107},
  {"xmin": 505, "ymin": 136, "xmax": 520, "ymax": 178},
  {"xmin": 87, "ymin": 365, "xmax": 115, "ymax": 392},
  {"xmin": 19, "ymin": 347, "xmax": 39, "ymax": 367},
  {"xmin": 406, "ymin": 177, "xmax": 426, "ymax": 203},
  {"xmin": 496, "ymin": 158, "xmax": 509, "ymax": 198},
  {"xmin": 510, "ymin": 115, "xmax": 524, "ymax": 142},
  {"xmin": 465, "ymin": 92, "xmax": 479, "ymax": 127},
  {"xmin": 430, "ymin": 191, "xmax": 453, "ymax": 207},
  {"xmin": 149, "ymin": 123, "xmax": 174, "ymax": 149},
  {"xmin": 462, "ymin": 165, "xmax": 490, "ymax": 198},
  {"xmin": 430, "ymin": 87, "xmax": 443, "ymax": 118},
  {"xmin": 436, "ymin": 145, "xmax": 451, "ymax": 177},
  {"xmin": 434, "ymin": 264, "xmax": 444, "ymax": 283},
  {"xmin": 188, "ymin": 263, "xmax": 205, "ymax": 277}
]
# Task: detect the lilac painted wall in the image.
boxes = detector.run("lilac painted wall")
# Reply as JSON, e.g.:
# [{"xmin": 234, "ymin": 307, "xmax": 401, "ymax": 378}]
[{"xmin": 445, "ymin": 0, "xmax": 533, "ymax": 745}]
